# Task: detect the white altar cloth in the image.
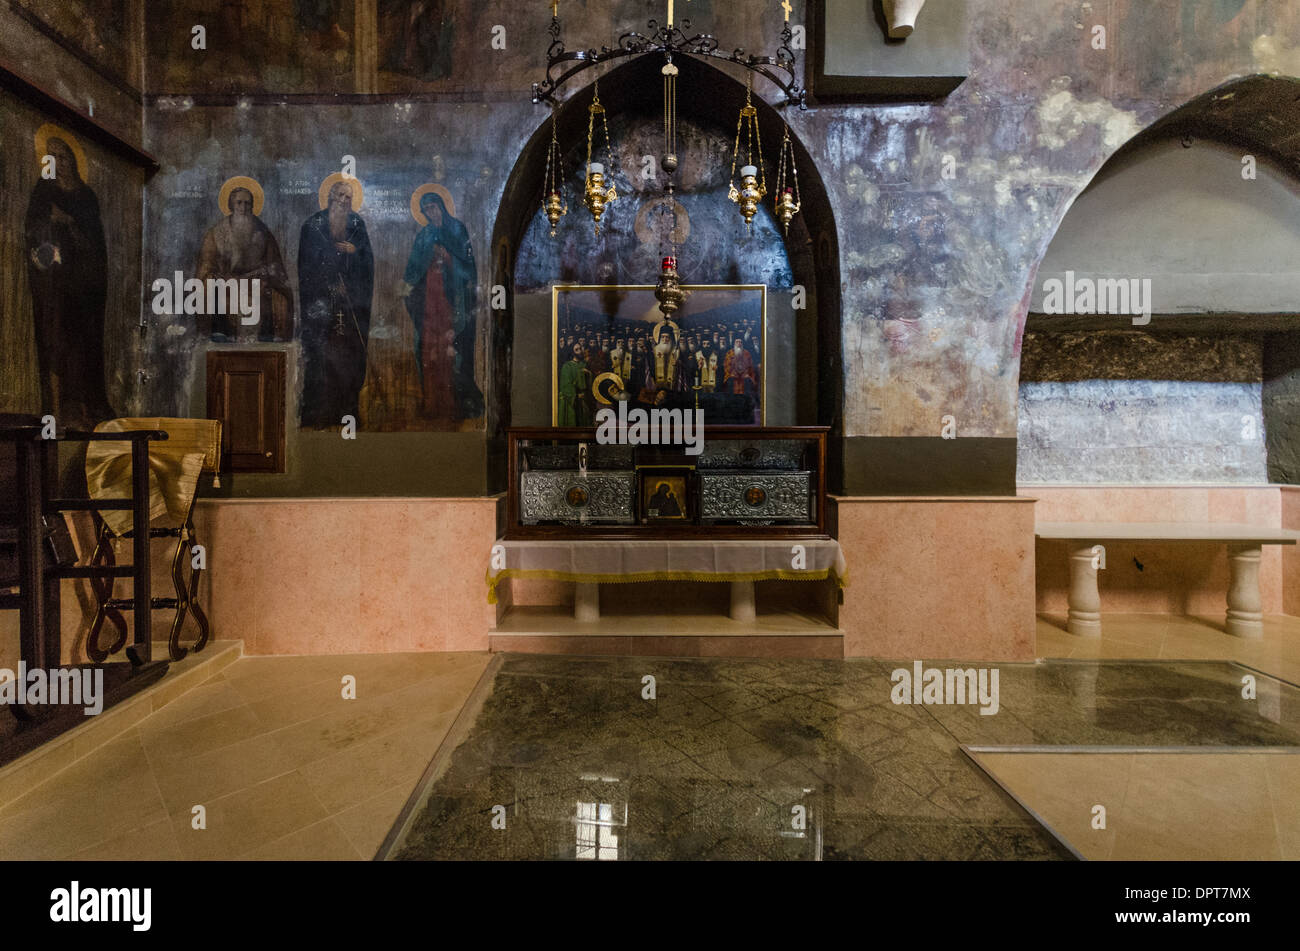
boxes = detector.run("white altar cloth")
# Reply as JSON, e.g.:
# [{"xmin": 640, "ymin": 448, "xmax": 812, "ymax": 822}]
[{"xmin": 486, "ymin": 538, "xmax": 847, "ymax": 604}]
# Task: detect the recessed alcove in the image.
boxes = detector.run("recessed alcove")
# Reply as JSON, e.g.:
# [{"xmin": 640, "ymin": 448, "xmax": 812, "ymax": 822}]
[
  {"xmin": 488, "ymin": 53, "xmax": 842, "ymax": 489},
  {"xmin": 484, "ymin": 55, "xmax": 846, "ymax": 645},
  {"xmin": 1021, "ymin": 76, "xmax": 1300, "ymax": 625},
  {"xmin": 1022, "ymin": 131, "xmax": 1300, "ymax": 486}
]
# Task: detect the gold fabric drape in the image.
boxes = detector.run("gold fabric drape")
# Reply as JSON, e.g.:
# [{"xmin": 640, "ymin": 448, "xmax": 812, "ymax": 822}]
[{"xmin": 85, "ymin": 417, "xmax": 221, "ymax": 536}]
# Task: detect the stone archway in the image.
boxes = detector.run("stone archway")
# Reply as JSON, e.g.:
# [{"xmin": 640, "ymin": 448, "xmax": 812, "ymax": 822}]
[{"xmin": 487, "ymin": 53, "xmax": 843, "ymax": 491}]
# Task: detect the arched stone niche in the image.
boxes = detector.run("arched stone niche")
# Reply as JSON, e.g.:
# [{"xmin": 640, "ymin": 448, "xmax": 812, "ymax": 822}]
[
  {"xmin": 487, "ymin": 54, "xmax": 842, "ymax": 491},
  {"xmin": 1019, "ymin": 77, "xmax": 1300, "ymax": 485}
]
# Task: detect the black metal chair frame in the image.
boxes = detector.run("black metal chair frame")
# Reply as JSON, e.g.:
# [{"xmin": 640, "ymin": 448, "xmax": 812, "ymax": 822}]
[
  {"xmin": 86, "ymin": 493, "xmax": 210, "ymax": 663},
  {"xmin": 0, "ymin": 424, "xmax": 166, "ymax": 723}
]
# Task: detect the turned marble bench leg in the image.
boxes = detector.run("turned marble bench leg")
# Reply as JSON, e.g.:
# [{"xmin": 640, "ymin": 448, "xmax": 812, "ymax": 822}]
[
  {"xmin": 1067, "ymin": 543, "xmax": 1103, "ymax": 637},
  {"xmin": 1226, "ymin": 543, "xmax": 1264, "ymax": 639},
  {"xmin": 729, "ymin": 580, "xmax": 756, "ymax": 622},
  {"xmin": 574, "ymin": 582, "xmax": 600, "ymax": 622}
]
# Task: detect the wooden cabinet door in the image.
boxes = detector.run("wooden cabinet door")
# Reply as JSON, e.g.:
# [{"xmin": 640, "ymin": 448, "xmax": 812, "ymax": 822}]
[{"xmin": 206, "ymin": 351, "xmax": 286, "ymax": 474}]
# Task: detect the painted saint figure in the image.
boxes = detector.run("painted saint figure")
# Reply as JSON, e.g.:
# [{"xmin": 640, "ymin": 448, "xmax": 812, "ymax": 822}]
[
  {"xmin": 609, "ymin": 338, "xmax": 631, "ymax": 384},
  {"xmin": 197, "ymin": 181, "xmax": 293, "ymax": 341},
  {"xmin": 298, "ymin": 178, "xmax": 374, "ymax": 428},
  {"xmin": 24, "ymin": 134, "xmax": 113, "ymax": 429},
  {"xmin": 696, "ymin": 341, "xmax": 719, "ymax": 393},
  {"xmin": 402, "ymin": 191, "xmax": 483, "ymax": 425},
  {"xmin": 724, "ymin": 338, "xmax": 758, "ymax": 401},
  {"xmin": 671, "ymin": 340, "xmax": 696, "ymax": 392},
  {"xmin": 557, "ymin": 344, "xmax": 592, "ymax": 427},
  {"xmin": 648, "ymin": 482, "xmax": 683, "ymax": 518}
]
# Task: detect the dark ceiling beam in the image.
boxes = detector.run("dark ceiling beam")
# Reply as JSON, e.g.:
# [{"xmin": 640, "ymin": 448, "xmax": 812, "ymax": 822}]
[{"xmin": 0, "ymin": 58, "xmax": 158, "ymax": 173}]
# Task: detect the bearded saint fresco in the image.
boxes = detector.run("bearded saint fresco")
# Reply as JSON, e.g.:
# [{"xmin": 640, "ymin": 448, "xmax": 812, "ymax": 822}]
[
  {"xmin": 401, "ymin": 188, "xmax": 483, "ymax": 426},
  {"xmin": 298, "ymin": 176, "xmax": 374, "ymax": 428},
  {"xmin": 197, "ymin": 178, "xmax": 293, "ymax": 341},
  {"xmin": 24, "ymin": 129, "xmax": 114, "ymax": 430}
]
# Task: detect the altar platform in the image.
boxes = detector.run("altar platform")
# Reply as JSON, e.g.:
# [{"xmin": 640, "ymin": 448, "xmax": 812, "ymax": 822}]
[{"xmin": 487, "ymin": 537, "xmax": 847, "ymax": 657}]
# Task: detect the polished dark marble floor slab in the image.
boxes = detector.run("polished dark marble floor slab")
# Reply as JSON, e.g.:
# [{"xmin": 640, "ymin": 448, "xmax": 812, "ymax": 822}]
[
  {"xmin": 921, "ymin": 660, "xmax": 1300, "ymax": 748},
  {"xmin": 385, "ymin": 656, "xmax": 1300, "ymax": 860},
  {"xmin": 388, "ymin": 656, "xmax": 1052, "ymax": 859}
]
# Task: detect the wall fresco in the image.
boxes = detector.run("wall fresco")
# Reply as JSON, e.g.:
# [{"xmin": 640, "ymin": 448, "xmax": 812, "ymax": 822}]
[
  {"xmin": 125, "ymin": 0, "xmax": 1300, "ymax": 488},
  {"xmin": 0, "ymin": 99, "xmax": 142, "ymax": 427}
]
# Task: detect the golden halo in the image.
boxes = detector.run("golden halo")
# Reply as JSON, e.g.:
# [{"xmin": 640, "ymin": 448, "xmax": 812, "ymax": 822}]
[
  {"xmin": 217, "ymin": 175, "xmax": 264, "ymax": 215},
  {"xmin": 652, "ymin": 320, "xmax": 680, "ymax": 346},
  {"xmin": 411, "ymin": 183, "xmax": 456, "ymax": 224},
  {"xmin": 318, "ymin": 173, "xmax": 365, "ymax": 211},
  {"xmin": 34, "ymin": 123, "xmax": 90, "ymax": 184},
  {"xmin": 592, "ymin": 371, "xmax": 625, "ymax": 405}
]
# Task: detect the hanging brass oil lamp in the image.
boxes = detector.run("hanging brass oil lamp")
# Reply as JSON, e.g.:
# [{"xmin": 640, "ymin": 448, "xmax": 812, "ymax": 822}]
[
  {"xmin": 542, "ymin": 105, "xmax": 567, "ymax": 237},
  {"xmin": 773, "ymin": 125, "xmax": 802, "ymax": 235},
  {"xmin": 727, "ymin": 74, "xmax": 767, "ymax": 231},
  {"xmin": 582, "ymin": 79, "xmax": 617, "ymax": 235},
  {"xmin": 655, "ymin": 254, "xmax": 685, "ymax": 320}
]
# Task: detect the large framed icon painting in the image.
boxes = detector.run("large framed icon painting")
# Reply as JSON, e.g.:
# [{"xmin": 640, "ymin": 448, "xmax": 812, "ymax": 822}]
[{"xmin": 551, "ymin": 285, "xmax": 766, "ymax": 427}]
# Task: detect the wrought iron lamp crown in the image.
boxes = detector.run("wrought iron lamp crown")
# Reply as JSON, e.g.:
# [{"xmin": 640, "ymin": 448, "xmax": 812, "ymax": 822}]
[{"xmin": 531, "ymin": 8, "xmax": 808, "ymax": 109}]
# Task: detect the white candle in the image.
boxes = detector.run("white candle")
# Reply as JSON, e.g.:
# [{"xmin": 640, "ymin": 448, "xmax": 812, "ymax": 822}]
[
  {"xmin": 589, "ymin": 162, "xmax": 604, "ymax": 175},
  {"xmin": 741, "ymin": 165, "xmax": 757, "ymax": 177}
]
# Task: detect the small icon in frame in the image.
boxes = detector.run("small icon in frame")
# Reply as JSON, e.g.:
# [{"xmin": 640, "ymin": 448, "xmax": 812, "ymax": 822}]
[{"xmin": 640, "ymin": 469, "xmax": 691, "ymax": 523}]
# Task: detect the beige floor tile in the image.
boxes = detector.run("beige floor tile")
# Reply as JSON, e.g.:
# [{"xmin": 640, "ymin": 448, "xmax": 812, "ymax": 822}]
[
  {"xmin": 148, "ymin": 730, "xmax": 298, "ymax": 815},
  {"xmin": 974, "ymin": 752, "xmax": 1132, "ymax": 861},
  {"xmin": 0, "ymin": 739, "xmax": 80, "ymax": 808},
  {"xmin": 1159, "ymin": 631, "xmax": 1242, "ymax": 661},
  {"xmin": 136, "ymin": 675, "xmax": 246, "ymax": 733},
  {"xmin": 0, "ymin": 731, "xmax": 168, "ymax": 860},
  {"xmin": 1264, "ymin": 755, "xmax": 1300, "ymax": 861},
  {"xmin": 220, "ymin": 655, "xmax": 361, "ymax": 700},
  {"xmin": 300, "ymin": 709, "xmax": 457, "ymax": 814},
  {"xmin": 1093, "ymin": 614, "xmax": 1172, "ymax": 644},
  {"xmin": 1163, "ymin": 615, "xmax": 1227, "ymax": 636},
  {"xmin": 145, "ymin": 643, "xmax": 243, "ymax": 709},
  {"xmin": 1036, "ymin": 613, "xmax": 1167, "ymax": 659},
  {"xmin": 137, "ymin": 702, "xmax": 268, "ymax": 768},
  {"xmin": 240, "ymin": 654, "xmax": 485, "ymax": 732},
  {"xmin": 1065, "ymin": 637, "xmax": 1163, "ymax": 660},
  {"xmin": 332, "ymin": 785, "xmax": 413, "ymax": 860},
  {"xmin": 242, "ymin": 817, "xmax": 362, "ymax": 861},
  {"xmin": 170, "ymin": 770, "xmax": 331, "ymax": 861},
  {"xmin": 166, "ymin": 640, "xmax": 243, "ymax": 674},
  {"xmin": 1112, "ymin": 755, "xmax": 1282, "ymax": 861},
  {"xmin": 245, "ymin": 674, "xmax": 369, "ymax": 732},
  {"xmin": 1, "ymin": 649, "xmax": 489, "ymax": 862},
  {"xmin": 68, "ymin": 817, "xmax": 182, "ymax": 861},
  {"xmin": 265, "ymin": 672, "xmax": 479, "ymax": 772},
  {"xmin": 1039, "ymin": 613, "xmax": 1300, "ymax": 673},
  {"xmin": 978, "ymin": 752, "xmax": 1300, "ymax": 862},
  {"xmin": 67, "ymin": 698, "xmax": 156, "ymax": 762}
]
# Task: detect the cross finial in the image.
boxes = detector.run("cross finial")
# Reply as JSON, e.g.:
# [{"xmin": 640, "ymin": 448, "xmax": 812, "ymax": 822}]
[{"xmin": 781, "ymin": 0, "xmax": 792, "ymax": 21}]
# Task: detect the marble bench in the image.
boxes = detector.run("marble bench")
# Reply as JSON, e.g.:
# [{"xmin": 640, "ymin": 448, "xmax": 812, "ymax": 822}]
[{"xmin": 1035, "ymin": 521, "xmax": 1300, "ymax": 639}]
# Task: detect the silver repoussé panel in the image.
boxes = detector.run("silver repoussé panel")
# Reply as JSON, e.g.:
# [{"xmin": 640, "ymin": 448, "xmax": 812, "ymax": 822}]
[
  {"xmin": 520, "ymin": 470, "xmax": 636, "ymax": 524},
  {"xmin": 699, "ymin": 472, "xmax": 812, "ymax": 522}
]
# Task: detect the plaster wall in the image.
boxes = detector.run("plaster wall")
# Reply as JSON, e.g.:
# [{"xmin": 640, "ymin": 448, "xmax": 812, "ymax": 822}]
[{"xmin": 129, "ymin": 0, "xmax": 1300, "ymax": 496}]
